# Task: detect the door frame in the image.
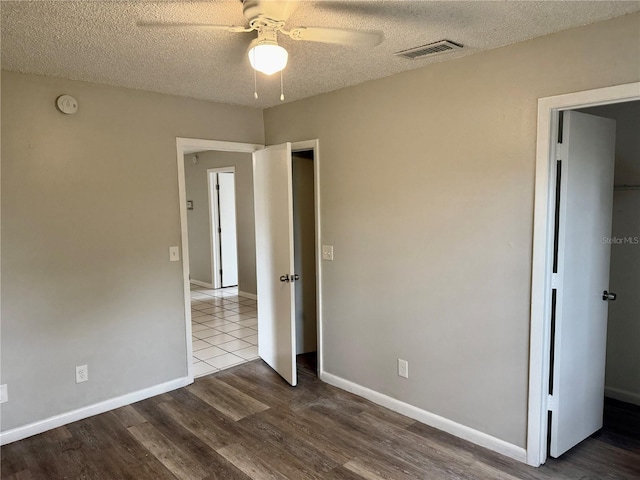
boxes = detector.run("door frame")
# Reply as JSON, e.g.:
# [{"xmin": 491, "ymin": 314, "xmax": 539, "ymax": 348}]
[
  {"xmin": 176, "ymin": 138, "xmax": 263, "ymax": 382},
  {"xmin": 207, "ymin": 166, "xmax": 237, "ymax": 289},
  {"xmin": 176, "ymin": 138, "xmax": 324, "ymax": 382},
  {"xmin": 527, "ymin": 82, "xmax": 640, "ymax": 467}
]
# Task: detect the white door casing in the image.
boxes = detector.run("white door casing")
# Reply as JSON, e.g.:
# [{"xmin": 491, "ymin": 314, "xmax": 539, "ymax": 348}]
[
  {"xmin": 527, "ymin": 83, "xmax": 639, "ymax": 467},
  {"xmin": 177, "ymin": 137, "xmax": 321, "ymax": 388},
  {"xmin": 253, "ymin": 142, "xmax": 297, "ymax": 386},
  {"xmin": 550, "ymin": 111, "xmax": 616, "ymax": 457},
  {"xmin": 218, "ymin": 172, "xmax": 239, "ymax": 287}
]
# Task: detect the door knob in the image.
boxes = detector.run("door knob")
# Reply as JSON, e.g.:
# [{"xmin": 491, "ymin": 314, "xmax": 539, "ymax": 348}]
[
  {"xmin": 280, "ymin": 274, "xmax": 290, "ymax": 282},
  {"xmin": 602, "ymin": 290, "xmax": 617, "ymax": 301}
]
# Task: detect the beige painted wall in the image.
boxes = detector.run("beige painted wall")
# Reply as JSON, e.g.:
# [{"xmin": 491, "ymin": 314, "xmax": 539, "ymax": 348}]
[
  {"xmin": 583, "ymin": 101, "xmax": 640, "ymax": 405},
  {"xmin": 184, "ymin": 151, "xmax": 257, "ymax": 295},
  {"xmin": 264, "ymin": 13, "xmax": 640, "ymax": 447},
  {"xmin": 1, "ymin": 71, "xmax": 263, "ymax": 431},
  {"xmin": 184, "ymin": 156, "xmax": 215, "ymax": 285}
]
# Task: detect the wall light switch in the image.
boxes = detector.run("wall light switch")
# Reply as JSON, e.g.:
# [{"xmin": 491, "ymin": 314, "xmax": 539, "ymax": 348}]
[
  {"xmin": 169, "ymin": 246, "xmax": 180, "ymax": 262},
  {"xmin": 322, "ymin": 245, "xmax": 334, "ymax": 261},
  {"xmin": 0, "ymin": 384, "xmax": 7, "ymax": 403}
]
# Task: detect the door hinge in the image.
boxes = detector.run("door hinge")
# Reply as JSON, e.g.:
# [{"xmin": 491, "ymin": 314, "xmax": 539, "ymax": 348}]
[
  {"xmin": 548, "ymin": 394, "xmax": 557, "ymax": 412},
  {"xmin": 220, "ymin": 269, "xmax": 223, "ymax": 275},
  {"xmin": 218, "ymin": 227, "xmax": 222, "ymax": 233},
  {"xmin": 555, "ymin": 142, "xmax": 568, "ymax": 161},
  {"xmin": 551, "ymin": 273, "xmax": 559, "ymax": 288}
]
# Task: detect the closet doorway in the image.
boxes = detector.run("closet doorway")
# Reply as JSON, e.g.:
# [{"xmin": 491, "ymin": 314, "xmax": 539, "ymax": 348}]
[
  {"xmin": 253, "ymin": 140, "xmax": 322, "ymax": 386},
  {"xmin": 527, "ymin": 83, "xmax": 640, "ymax": 467}
]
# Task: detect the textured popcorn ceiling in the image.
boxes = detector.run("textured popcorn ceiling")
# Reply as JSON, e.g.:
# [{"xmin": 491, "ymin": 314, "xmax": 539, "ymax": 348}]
[{"xmin": 2, "ymin": 1, "xmax": 639, "ymax": 108}]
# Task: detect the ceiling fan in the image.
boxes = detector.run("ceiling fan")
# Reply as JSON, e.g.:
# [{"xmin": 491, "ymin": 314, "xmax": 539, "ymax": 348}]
[{"xmin": 138, "ymin": 0, "xmax": 383, "ymax": 99}]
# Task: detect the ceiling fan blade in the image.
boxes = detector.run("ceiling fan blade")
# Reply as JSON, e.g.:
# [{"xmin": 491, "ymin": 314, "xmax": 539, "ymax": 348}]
[
  {"xmin": 287, "ymin": 27, "xmax": 383, "ymax": 47},
  {"xmin": 136, "ymin": 22, "xmax": 249, "ymax": 33}
]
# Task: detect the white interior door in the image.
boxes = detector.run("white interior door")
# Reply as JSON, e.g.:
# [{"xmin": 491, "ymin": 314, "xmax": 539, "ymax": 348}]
[
  {"xmin": 551, "ymin": 110, "xmax": 616, "ymax": 457},
  {"xmin": 218, "ymin": 172, "xmax": 238, "ymax": 287},
  {"xmin": 253, "ymin": 143, "xmax": 297, "ymax": 386}
]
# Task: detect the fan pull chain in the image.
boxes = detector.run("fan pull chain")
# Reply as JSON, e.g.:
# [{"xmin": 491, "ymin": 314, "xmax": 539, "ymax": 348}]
[
  {"xmin": 254, "ymin": 69, "xmax": 258, "ymax": 100},
  {"xmin": 280, "ymin": 70, "xmax": 285, "ymax": 101}
]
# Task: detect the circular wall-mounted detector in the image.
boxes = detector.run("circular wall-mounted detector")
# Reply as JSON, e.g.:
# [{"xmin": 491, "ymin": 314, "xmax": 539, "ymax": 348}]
[{"xmin": 56, "ymin": 95, "xmax": 78, "ymax": 115}]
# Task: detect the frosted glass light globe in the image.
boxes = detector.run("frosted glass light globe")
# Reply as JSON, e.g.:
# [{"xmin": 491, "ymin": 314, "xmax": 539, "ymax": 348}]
[{"xmin": 248, "ymin": 43, "xmax": 288, "ymax": 75}]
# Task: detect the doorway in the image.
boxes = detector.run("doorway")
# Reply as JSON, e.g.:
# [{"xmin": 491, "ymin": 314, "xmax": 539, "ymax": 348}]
[
  {"xmin": 576, "ymin": 99, "xmax": 640, "ymax": 458},
  {"xmin": 176, "ymin": 138, "xmax": 263, "ymax": 382},
  {"xmin": 176, "ymin": 138, "xmax": 323, "ymax": 385},
  {"xmin": 527, "ymin": 83, "xmax": 640, "ymax": 467},
  {"xmin": 576, "ymin": 101, "xmax": 640, "ymax": 393},
  {"xmin": 208, "ymin": 168, "xmax": 239, "ymax": 288},
  {"xmin": 292, "ymin": 149, "xmax": 318, "ymax": 374},
  {"xmin": 252, "ymin": 140, "xmax": 323, "ymax": 386},
  {"xmin": 187, "ymin": 159, "xmax": 256, "ymax": 377}
]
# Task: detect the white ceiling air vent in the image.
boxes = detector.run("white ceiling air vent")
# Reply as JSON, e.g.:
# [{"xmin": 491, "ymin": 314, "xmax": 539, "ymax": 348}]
[{"xmin": 394, "ymin": 40, "xmax": 463, "ymax": 60}]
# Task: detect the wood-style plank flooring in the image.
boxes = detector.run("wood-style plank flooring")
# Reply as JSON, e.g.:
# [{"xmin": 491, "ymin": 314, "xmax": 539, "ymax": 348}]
[{"xmin": 2, "ymin": 355, "xmax": 639, "ymax": 479}]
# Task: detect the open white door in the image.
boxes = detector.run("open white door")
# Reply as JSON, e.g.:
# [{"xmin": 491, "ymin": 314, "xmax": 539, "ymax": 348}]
[
  {"xmin": 550, "ymin": 110, "xmax": 616, "ymax": 457},
  {"xmin": 253, "ymin": 143, "xmax": 297, "ymax": 386},
  {"xmin": 218, "ymin": 172, "xmax": 239, "ymax": 287}
]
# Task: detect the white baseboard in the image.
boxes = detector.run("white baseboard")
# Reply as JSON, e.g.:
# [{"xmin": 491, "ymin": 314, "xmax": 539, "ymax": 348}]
[
  {"xmin": 319, "ymin": 371, "xmax": 527, "ymax": 464},
  {"xmin": 190, "ymin": 279, "xmax": 215, "ymax": 288},
  {"xmin": 605, "ymin": 386, "xmax": 640, "ymax": 406},
  {"xmin": 0, "ymin": 377, "xmax": 190, "ymax": 446},
  {"xmin": 238, "ymin": 291, "xmax": 257, "ymax": 300}
]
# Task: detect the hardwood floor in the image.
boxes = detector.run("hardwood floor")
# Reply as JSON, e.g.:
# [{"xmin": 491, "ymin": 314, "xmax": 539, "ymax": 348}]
[{"xmin": 2, "ymin": 357, "xmax": 639, "ymax": 479}]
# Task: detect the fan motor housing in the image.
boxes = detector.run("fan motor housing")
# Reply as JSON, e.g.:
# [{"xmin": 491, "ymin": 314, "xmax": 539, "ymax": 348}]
[{"xmin": 243, "ymin": 0, "xmax": 291, "ymax": 23}]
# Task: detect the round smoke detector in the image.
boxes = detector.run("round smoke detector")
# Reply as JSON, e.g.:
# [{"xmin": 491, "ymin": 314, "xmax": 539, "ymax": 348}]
[{"xmin": 56, "ymin": 95, "xmax": 78, "ymax": 115}]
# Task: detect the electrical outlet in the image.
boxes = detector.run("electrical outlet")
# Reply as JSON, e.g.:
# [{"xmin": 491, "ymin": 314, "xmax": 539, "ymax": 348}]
[
  {"xmin": 0, "ymin": 384, "xmax": 7, "ymax": 403},
  {"xmin": 76, "ymin": 365, "xmax": 88, "ymax": 384},
  {"xmin": 398, "ymin": 359, "xmax": 409, "ymax": 379},
  {"xmin": 322, "ymin": 245, "xmax": 334, "ymax": 261}
]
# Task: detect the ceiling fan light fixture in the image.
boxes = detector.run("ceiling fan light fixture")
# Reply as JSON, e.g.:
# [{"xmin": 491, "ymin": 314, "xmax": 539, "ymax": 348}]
[{"xmin": 248, "ymin": 39, "xmax": 288, "ymax": 75}]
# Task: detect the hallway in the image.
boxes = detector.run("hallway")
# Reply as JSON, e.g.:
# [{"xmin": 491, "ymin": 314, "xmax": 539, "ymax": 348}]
[{"xmin": 190, "ymin": 285, "xmax": 258, "ymax": 377}]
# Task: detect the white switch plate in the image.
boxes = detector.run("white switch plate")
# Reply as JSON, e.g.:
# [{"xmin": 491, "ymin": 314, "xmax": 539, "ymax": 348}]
[
  {"xmin": 169, "ymin": 246, "xmax": 180, "ymax": 262},
  {"xmin": 322, "ymin": 245, "xmax": 334, "ymax": 261},
  {"xmin": 76, "ymin": 365, "xmax": 88, "ymax": 383},
  {"xmin": 0, "ymin": 384, "xmax": 7, "ymax": 403},
  {"xmin": 398, "ymin": 359, "xmax": 409, "ymax": 378}
]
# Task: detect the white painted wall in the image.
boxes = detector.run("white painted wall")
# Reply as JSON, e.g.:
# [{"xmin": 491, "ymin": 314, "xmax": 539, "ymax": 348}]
[
  {"xmin": 264, "ymin": 13, "xmax": 640, "ymax": 448},
  {"xmin": 0, "ymin": 71, "xmax": 264, "ymax": 432}
]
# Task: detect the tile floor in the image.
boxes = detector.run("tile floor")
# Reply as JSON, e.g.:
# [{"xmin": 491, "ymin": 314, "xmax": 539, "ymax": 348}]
[{"xmin": 190, "ymin": 284, "xmax": 258, "ymax": 378}]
